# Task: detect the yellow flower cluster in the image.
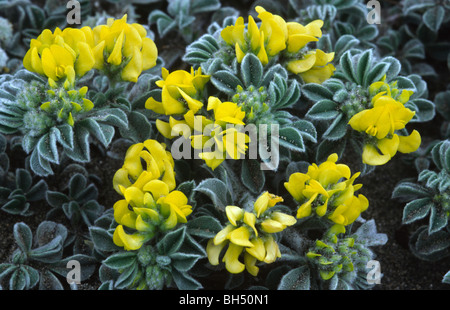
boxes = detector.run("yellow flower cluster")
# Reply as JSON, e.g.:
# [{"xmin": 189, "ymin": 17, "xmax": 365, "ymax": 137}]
[
  {"xmin": 146, "ymin": 67, "xmax": 251, "ymax": 171},
  {"xmin": 348, "ymin": 79, "xmax": 421, "ymax": 166},
  {"xmin": 221, "ymin": 6, "xmax": 335, "ymax": 83},
  {"xmin": 23, "ymin": 15, "xmax": 158, "ymax": 88},
  {"xmin": 112, "ymin": 139, "xmax": 192, "ymax": 251},
  {"xmin": 207, "ymin": 192, "xmax": 296, "ymax": 276},
  {"xmin": 145, "ymin": 67, "xmax": 209, "ymax": 115},
  {"xmin": 190, "ymin": 96, "xmax": 250, "ymax": 170},
  {"xmin": 284, "ymin": 153, "xmax": 368, "ymax": 226}
]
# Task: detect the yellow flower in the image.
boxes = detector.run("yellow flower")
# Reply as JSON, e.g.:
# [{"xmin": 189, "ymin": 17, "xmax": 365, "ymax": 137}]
[
  {"xmin": 157, "ymin": 190, "xmax": 193, "ymax": 230},
  {"xmin": 23, "ymin": 27, "xmax": 97, "ymax": 88},
  {"xmin": 362, "ymin": 130, "xmax": 421, "ymax": 166},
  {"xmin": 112, "ymin": 139, "xmax": 175, "ymax": 195},
  {"xmin": 221, "ymin": 6, "xmax": 288, "ymax": 65},
  {"xmin": 349, "ymin": 95, "xmax": 416, "ymax": 140},
  {"xmin": 92, "ymin": 15, "xmax": 158, "ymax": 82},
  {"xmin": 349, "ymin": 93, "xmax": 421, "ymax": 165},
  {"xmin": 145, "ymin": 67, "xmax": 209, "ymax": 115},
  {"xmin": 206, "ymin": 96, "xmax": 246, "ymax": 126},
  {"xmin": 287, "ymin": 49, "xmax": 335, "ymax": 84},
  {"xmin": 368, "ymin": 76, "xmax": 414, "ymax": 104},
  {"xmin": 112, "ymin": 140, "xmax": 193, "ymax": 251},
  {"xmin": 284, "ymin": 153, "xmax": 367, "ymax": 225},
  {"xmin": 206, "ymin": 192, "xmax": 295, "ymax": 275},
  {"xmin": 187, "ymin": 97, "xmax": 249, "ymax": 170}
]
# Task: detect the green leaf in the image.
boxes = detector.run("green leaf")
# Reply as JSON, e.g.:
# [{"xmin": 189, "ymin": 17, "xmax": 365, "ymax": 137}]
[
  {"xmin": 39, "ymin": 270, "xmax": 64, "ymax": 290},
  {"xmin": 171, "ymin": 268, "xmax": 203, "ymax": 290},
  {"xmin": 364, "ymin": 62, "xmax": 390, "ymax": 86},
  {"xmin": 306, "ymin": 99, "xmax": 339, "ymax": 120},
  {"xmin": 429, "ymin": 205, "xmax": 448, "ymax": 234},
  {"xmin": 211, "ymin": 70, "xmax": 242, "ymax": 95},
  {"xmin": 423, "ymin": 5, "xmax": 445, "ymax": 32},
  {"xmin": 29, "ymin": 236, "xmax": 64, "ymax": 263},
  {"xmin": 46, "ymin": 190, "xmax": 69, "ymax": 208},
  {"xmin": 90, "ymin": 108, "xmax": 128, "ymax": 129},
  {"xmin": 13, "ymin": 222, "xmax": 33, "ymax": 254},
  {"xmin": 37, "ymin": 133, "xmax": 59, "ymax": 164},
  {"xmin": 322, "ymin": 113, "xmax": 348, "ymax": 140},
  {"xmin": 278, "ymin": 127, "xmax": 305, "ymax": 153},
  {"xmin": 301, "ymin": 83, "xmax": 333, "ymax": 102},
  {"xmin": 89, "ymin": 227, "xmax": 119, "ymax": 252},
  {"xmin": 278, "ymin": 266, "xmax": 311, "ymax": 290},
  {"xmin": 241, "ymin": 53, "xmax": 263, "ymax": 87},
  {"xmin": 15, "ymin": 168, "xmax": 32, "ymax": 192},
  {"xmin": 241, "ymin": 159, "xmax": 265, "ymax": 194},
  {"xmin": 118, "ymin": 111, "xmax": 152, "ymax": 143},
  {"xmin": 54, "ymin": 124, "xmax": 74, "ymax": 150},
  {"xmin": 407, "ymin": 98, "xmax": 435, "ymax": 122},
  {"xmin": 170, "ymin": 252, "xmax": 202, "ymax": 272},
  {"xmin": 186, "ymin": 215, "xmax": 222, "ymax": 238},
  {"xmin": 402, "ymin": 198, "xmax": 432, "ymax": 224},
  {"xmin": 443, "ymin": 270, "xmax": 450, "ymax": 284},
  {"xmin": 194, "ymin": 178, "xmax": 232, "ymax": 209},
  {"xmin": 415, "ymin": 229, "xmax": 450, "ymax": 256},
  {"xmin": 29, "ymin": 148, "xmax": 53, "ymax": 177},
  {"xmin": 25, "ymin": 179, "xmax": 48, "ymax": 202},
  {"xmin": 103, "ymin": 251, "xmax": 137, "ymax": 269},
  {"xmin": 316, "ymin": 138, "xmax": 346, "ymax": 163},
  {"xmin": 291, "ymin": 120, "xmax": 317, "ymax": 143},
  {"xmin": 356, "ymin": 50, "xmax": 372, "ymax": 85},
  {"xmin": 339, "ymin": 51, "xmax": 357, "ymax": 84},
  {"xmin": 392, "ymin": 182, "xmax": 431, "ymax": 201},
  {"xmin": 64, "ymin": 125, "xmax": 90, "ymax": 163},
  {"xmin": 157, "ymin": 226, "xmax": 186, "ymax": 255},
  {"xmin": 79, "ymin": 119, "xmax": 114, "ymax": 148}
]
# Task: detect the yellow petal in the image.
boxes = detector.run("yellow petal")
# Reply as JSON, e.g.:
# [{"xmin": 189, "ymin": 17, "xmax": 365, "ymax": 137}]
[
  {"xmin": 113, "ymin": 225, "xmax": 146, "ymax": 251},
  {"xmin": 121, "ymin": 47, "xmax": 143, "ymax": 82},
  {"xmin": 142, "ymin": 179, "xmax": 170, "ymax": 199},
  {"xmin": 229, "ymin": 226, "xmax": 254, "ymax": 247},
  {"xmin": 142, "ymin": 37, "xmax": 158, "ymax": 70},
  {"xmin": 207, "ymin": 238, "xmax": 227, "ymax": 266},
  {"xmin": 397, "ymin": 130, "xmax": 421, "ymax": 153},
  {"xmin": 287, "ymin": 52, "xmax": 316, "ymax": 74},
  {"xmin": 362, "ymin": 144, "xmax": 391, "ymax": 166},
  {"xmin": 284, "ymin": 173, "xmax": 310, "ymax": 202},
  {"xmin": 377, "ymin": 134, "xmax": 400, "ymax": 157},
  {"xmin": 223, "ymin": 243, "xmax": 245, "ymax": 274},
  {"xmin": 75, "ymin": 42, "xmax": 95, "ymax": 77},
  {"xmin": 107, "ymin": 30, "xmax": 124, "ymax": 65},
  {"xmin": 244, "ymin": 252, "xmax": 259, "ymax": 276},
  {"xmin": 245, "ymin": 238, "xmax": 266, "ymax": 261},
  {"xmin": 226, "ymin": 206, "xmax": 244, "ymax": 226},
  {"xmin": 264, "ymin": 236, "xmax": 281, "ymax": 263},
  {"xmin": 261, "ymin": 219, "xmax": 285, "ymax": 233}
]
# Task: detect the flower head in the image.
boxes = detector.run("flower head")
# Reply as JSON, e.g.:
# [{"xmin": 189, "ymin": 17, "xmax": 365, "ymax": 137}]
[
  {"xmin": 284, "ymin": 153, "xmax": 368, "ymax": 226},
  {"xmin": 112, "ymin": 140, "xmax": 191, "ymax": 250},
  {"xmin": 190, "ymin": 97, "xmax": 250, "ymax": 170},
  {"xmin": 23, "ymin": 27, "xmax": 97, "ymax": 88},
  {"xmin": 145, "ymin": 67, "xmax": 209, "ymax": 115},
  {"xmin": 220, "ymin": 6, "xmax": 334, "ymax": 83},
  {"xmin": 348, "ymin": 92, "xmax": 421, "ymax": 166},
  {"xmin": 207, "ymin": 192, "xmax": 296, "ymax": 276},
  {"xmin": 92, "ymin": 15, "xmax": 158, "ymax": 82}
]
